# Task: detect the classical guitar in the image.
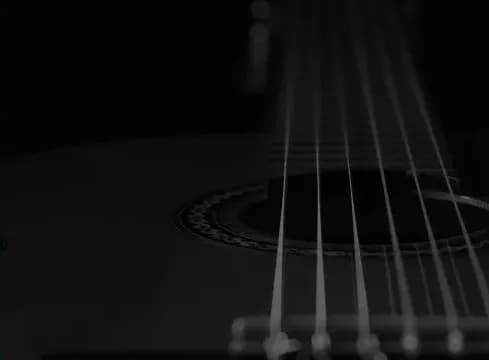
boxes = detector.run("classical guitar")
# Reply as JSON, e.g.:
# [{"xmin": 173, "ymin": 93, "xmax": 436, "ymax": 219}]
[{"xmin": 1, "ymin": 0, "xmax": 488, "ymax": 359}]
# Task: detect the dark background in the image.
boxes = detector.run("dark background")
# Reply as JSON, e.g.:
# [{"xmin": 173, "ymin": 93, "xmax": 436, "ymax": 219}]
[
  {"xmin": 4, "ymin": 0, "xmax": 489, "ymax": 161},
  {"xmin": 7, "ymin": 0, "xmax": 265, "ymax": 161}
]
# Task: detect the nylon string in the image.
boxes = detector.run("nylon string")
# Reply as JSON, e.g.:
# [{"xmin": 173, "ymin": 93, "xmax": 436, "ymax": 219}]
[
  {"xmin": 269, "ymin": 51, "xmax": 294, "ymax": 339},
  {"xmin": 384, "ymin": 1, "xmax": 489, "ymax": 323},
  {"xmin": 347, "ymin": 0, "xmax": 418, "ymax": 346},
  {"xmin": 447, "ymin": 244, "xmax": 472, "ymax": 316},
  {"xmin": 312, "ymin": 3, "xmax": 328, "ymax": 345},
  {"xmin": 373, "ymin": 16, "xmax": 461, "ymax": 342},
  {"xmin": 335, "ymin": 5, "xmax": 372, "ymax": 342},
  {"xmin": 414, "ymin": 244, "xmax": 435, "ymax": 316},
  {"xmin": 383, "ymin": 246, "xmax": 397, "ymax": 315}
]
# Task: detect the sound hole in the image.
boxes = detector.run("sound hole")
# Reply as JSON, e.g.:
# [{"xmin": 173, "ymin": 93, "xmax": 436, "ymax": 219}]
[{"xmin": 238, "ymin": 170, "xmax": 489, "ymax": 252}]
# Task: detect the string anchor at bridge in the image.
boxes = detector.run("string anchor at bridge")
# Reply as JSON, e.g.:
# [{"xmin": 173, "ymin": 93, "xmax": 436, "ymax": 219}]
[
  {"xmin": 311, "ymin": 331, "xmax": 331, "ymax": 360},
  {"xmin": 264, "ymin": 331, "xmax": 302, "ymax": 360}
]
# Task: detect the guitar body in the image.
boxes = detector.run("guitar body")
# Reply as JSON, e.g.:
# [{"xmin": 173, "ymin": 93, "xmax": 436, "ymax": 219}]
[
  {"xmin": 1, "ymin": 135, "xmax": 488, "ymax": 359},
  {"xmin": 0, "ymin": 134, "xmax": 318, "ymax": 358},
  {"xmin": 3, "ymin": 0, "xmax": 489, "ymax": 358}
]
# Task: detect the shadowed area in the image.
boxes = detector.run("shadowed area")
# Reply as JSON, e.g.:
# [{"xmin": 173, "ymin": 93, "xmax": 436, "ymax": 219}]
[{"xmin": 237, "ymin": 171, "xmax": 489, "ymax": 252}]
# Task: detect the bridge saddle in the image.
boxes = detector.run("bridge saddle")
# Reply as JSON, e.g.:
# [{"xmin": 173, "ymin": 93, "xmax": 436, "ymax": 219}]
[{"xmin": 229, "ymin": 314, "xmax": 489, "ymax": 359}]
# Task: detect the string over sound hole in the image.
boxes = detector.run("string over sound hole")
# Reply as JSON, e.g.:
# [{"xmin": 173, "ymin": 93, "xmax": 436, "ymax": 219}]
[
  {"xmin": 237, "ymin": 170, "xmax": 489, "ymax": 255},
  {"xmin": 177, "ymin": 170, "xmax": 489, "ymax": 256}
]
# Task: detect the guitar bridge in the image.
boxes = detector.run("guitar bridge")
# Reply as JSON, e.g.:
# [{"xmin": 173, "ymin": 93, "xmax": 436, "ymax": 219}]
[{"xmin": 229, "ymin": 314, "xmax": 489, "ymax": 359}]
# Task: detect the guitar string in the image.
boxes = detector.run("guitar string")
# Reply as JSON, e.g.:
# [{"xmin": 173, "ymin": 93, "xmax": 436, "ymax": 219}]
[
  {"xmin": 373, "ymin": 11, "xmax": 460, "ymax": 336},
  {"xmin": 351, "ymin": 253, "xmax": 358, "ymax": 311},
  {"xmin": 383, "ymin": 0, "xmax": 489, "ymax": 323},
  {"xmin": 383, "ymin": 245, "xmax": 397, "ymax": 315},
  {"xmin": 447, "ymin": 244, "xmax": 472, "ymax": 316},
  {"xmin": 312, "ymin": 0, "xmax": 328, "ymax": 341},
  {"xmin": 269, "ymin": 34, "xmax": 295, "ymax": 339},
  {"xmin": 414, "ymin": 243, "xmax": 435, "ymax": 316},
  {"xmin": 335, "ymin": 0, "xmax": 372, "ymax": 341},
  {"xmin": 347, "ymin": 0, "xmax": 417, "ymax": 342}
]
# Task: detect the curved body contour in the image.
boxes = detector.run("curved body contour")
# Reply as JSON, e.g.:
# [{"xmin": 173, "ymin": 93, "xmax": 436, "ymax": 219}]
[{"xmin": 0, "ymin": 134, "xmax": 487, "ymax": 359}]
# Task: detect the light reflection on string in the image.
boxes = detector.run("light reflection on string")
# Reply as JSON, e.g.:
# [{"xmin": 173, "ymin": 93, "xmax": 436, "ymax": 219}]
[
  {"xmin": 347, "ymin": 0, "xmax": 417, "ymax": 355},
  {"xmin": 373, "ymin": 7, "xmax": 462, "ymax": 353},
  {"xmin": 414, "ymin": 244, "xmax": 435, "ymax": 316},
  {"xmin": 336, "ymin": 1, "xmax": 378, "ymax": 355},
  {"xmin": 447, "ymin": 244, "xmax": 472, "ymax": 316},
  {"xmin": 311, "ymin": 0, "xmax": 329, "ymax": 354},
  {"xmin": 383, "ymin": 245, "xmax": 397, "ymax": 315},
  {"xmin": 266, "ymin": 40, "xmax": 294, "ymax": 360},
  {"xmin": 383, "ymin": 0, "xmax": 489, "ymax": 328}
]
